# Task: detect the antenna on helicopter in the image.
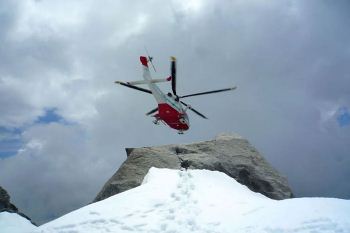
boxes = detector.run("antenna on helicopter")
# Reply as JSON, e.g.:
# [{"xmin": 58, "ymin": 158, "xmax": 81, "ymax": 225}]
[{"xmin": 144, "ymin": 47, "xmax": 157, "ymax": 72}]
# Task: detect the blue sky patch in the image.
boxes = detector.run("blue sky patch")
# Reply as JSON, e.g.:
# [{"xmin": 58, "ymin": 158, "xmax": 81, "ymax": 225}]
[
  {"xmin": 36, "ymin": 108, "xmax": 64, "ymax": 124},
  {"xmin": 0, "ymin": 127, "xmax": 22, "ymax": 159},
  {"xmin": 337, "ymin": 107, "xmax": 350, "ymax": 127},
  {"xmin": 0, "ymin": 109, "xmax": 68, "ymax": 159}
]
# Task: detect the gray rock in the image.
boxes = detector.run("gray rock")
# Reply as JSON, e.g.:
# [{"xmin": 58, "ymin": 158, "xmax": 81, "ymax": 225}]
[
  {"xmin": 0, "ymin": 185, "xmax": 37, "ymax": 226},
  {"xmin": 94, "ymin": 133, "xmax": 293, "ymax": 202}
]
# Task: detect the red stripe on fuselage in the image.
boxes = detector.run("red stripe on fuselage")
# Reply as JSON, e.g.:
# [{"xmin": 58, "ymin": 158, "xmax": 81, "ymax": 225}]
[
  {"xmin": 158, "ymin": 103, "xmax": 189, "ymax": 131},
  {"xmin": 140, "ymin": 56, "xmax": 148, "ymax": 67}
]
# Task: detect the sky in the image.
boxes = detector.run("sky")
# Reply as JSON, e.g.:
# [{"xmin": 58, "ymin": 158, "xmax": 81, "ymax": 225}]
[{"xmin": 0, "ymin": 0, "xmax": 349, "ymax": 225}]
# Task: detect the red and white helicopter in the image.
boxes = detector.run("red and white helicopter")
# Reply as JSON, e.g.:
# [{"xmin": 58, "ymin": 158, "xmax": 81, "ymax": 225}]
[{"xmin": 115, "ymin": 55, "xmax": 236, "ymax": 134}]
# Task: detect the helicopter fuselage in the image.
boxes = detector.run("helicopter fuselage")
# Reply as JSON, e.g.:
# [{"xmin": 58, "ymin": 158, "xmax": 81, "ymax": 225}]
[{"xmin": 140, "ymin": 56, "xmax": 190, "ymax": 132}]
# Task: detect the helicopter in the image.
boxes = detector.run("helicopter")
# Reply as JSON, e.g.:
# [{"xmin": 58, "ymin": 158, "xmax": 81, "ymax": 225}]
[{"xmin": 115, "ymin": 55, "xmax": 236, "ymax": 134}]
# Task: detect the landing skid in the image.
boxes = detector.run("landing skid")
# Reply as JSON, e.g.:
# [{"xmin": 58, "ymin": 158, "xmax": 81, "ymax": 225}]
[
  {"xmin": 153, "ymin": 119, "xmax": 160, "ymax": 125},
  {"xmin": 178, "ymin": 130, "xmax": 184, "ymax": 135}
]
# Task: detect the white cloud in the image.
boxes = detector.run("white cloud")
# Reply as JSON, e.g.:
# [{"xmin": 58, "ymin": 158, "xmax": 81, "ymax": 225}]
[
  {"xmin": 0, "ymin": 123, "xmax": 108, "ymax": 223},
  {"xmin": 10, "ymin": 0, "xmax": 92, "ymax": 40}
]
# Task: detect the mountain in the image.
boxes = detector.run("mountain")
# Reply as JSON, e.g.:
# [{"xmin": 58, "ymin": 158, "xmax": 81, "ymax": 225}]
[
  {"xmin": 0, "ymin": 186, "xmax": 37, "ymax": 232},
  {"xmin": 94, "ymin": 133, "xmax": 293, "ymax": 202},
  {"xmin": 2, "ymin": 134, "xmax": 349, "ymax": 232},
  {"xmin": 27, "ymin": 168, "xmax": 350, "ymax": 233}
]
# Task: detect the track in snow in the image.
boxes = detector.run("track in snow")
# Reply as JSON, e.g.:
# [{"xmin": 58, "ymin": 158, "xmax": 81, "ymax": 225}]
[{"xmin": 105, "ymin": 170, "xmax": 220, "ymax": 233}]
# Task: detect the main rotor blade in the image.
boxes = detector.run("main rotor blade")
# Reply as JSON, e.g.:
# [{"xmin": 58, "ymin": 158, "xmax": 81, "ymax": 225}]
[
  {"xmin": 148, "ymin": 57, "xmax": 157, "ymax": 72},
  {"xmin": 179, "ymin": 86, "xmax": 237, "ymax": 99},
  {"xmin": 146, "ymin": 107, "xmax": 158, "ymax": 116},
  {"xmin": 144, "ymin": 47, "xmax": 156, "ymax": 72},
  {"xmin": 115, "ymin": 81, "xmax": 152, "ymax": 94},
  {"xmin": 180, "ymin": 101, "xmax": 208, "ymax": 119},
  {"xmin": 171, "ymin": 56, "xmax": 177, "ymax": 96}
]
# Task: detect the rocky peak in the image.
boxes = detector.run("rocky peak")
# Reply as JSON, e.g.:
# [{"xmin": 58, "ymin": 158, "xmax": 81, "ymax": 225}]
[
  {"xmin": 0, "ymin": 185, "xmax": 36, "ymax": 226},
  {"xmin": 94, "ymin": 133, "xmax": 293, "ymax": 202}
]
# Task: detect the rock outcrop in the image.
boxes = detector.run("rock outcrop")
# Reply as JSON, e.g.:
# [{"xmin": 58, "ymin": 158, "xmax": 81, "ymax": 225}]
[
  {"xmin": 94, "ymin": 133, "xmax": 293, "ymax": 202},
  {"xmin": 0, "ymin": 185, "xmax": 36, "ymax": 226}
]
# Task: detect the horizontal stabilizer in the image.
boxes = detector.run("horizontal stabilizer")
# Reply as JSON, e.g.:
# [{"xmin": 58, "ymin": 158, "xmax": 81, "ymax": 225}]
[
  {"xmin": 126, "ymin": 77, "xmax": 172, "ymax": 86},
  {"xmin": 115, "ymin": 81, "xmax": 152, "ymax": 94}
]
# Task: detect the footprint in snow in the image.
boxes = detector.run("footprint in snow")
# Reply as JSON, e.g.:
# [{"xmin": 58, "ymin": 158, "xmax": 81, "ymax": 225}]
[
  {"xmin": 109, "ymin": 219, "xmax": 122, "ymax": 225},
  {"xmin": 89, "ymin": 211, "xmax": 100, "ymax": 216},
  {"xmin": 190, "ymin": 184, "xmax": 195, "ymax": 190},
  {"xmin": 209, "ymin": 222, "xmax": 221, "ymax": 226},
  {"xmin": 54, "ymin": 224, "xmax": 76, "ymax": 230},
  {"xmin": 166, "ymin": 214, "xmax": 175, "ymax": 220},
  {"xmin": 121, "ymin": 225, "xmax": 134, "ymax": 231},
  {"xmin": 133, "ymin": 223, "xmax": 147, "ymax": 228},
  {"xmin": 161, "ymin": 223, "xmax": 168, "ymax": 231},
  {"xmin": 171, "ymin": 192, "xmax": 181, "ymax": 201},
  {"xmin": 153, "ymin": 203, "xmax": 164, "ymax": 208},
  {"xmin": 89, "ymin": 219, "xmax": 107, "ymax": 224},
  {"xmin": 144, "ymin": 208, "xmax": 156, "ymax": 213},
  {"xmin": 123, "ymin": 213, "xmax": 135, "ymax": 218}
]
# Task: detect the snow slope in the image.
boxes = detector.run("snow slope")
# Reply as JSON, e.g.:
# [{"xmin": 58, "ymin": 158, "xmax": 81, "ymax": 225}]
[
  {"xmin": 4, "ymin": 168, "xmax": 350, "ymax": 233},
  {"xmin": 0, "ymin": 212, "xmax": 37, "ymax": 233}
]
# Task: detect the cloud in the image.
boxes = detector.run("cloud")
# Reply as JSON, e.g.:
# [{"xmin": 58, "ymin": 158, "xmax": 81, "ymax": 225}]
[
  {"xmin": 0, "ymin": 123, "xmax": 100, "ymax": 222},
  {"xmin": 0, "ymin": 0, "xmax": 350, "ymax": 224}
]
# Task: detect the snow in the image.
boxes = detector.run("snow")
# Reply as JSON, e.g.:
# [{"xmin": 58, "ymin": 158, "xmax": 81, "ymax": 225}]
[
  {"xmin": 2, "ymin": 167, "xmax": 350, "ymax": 233},
  {"xmin": 0, "ymin": 212, "xmax": 37, "ymax": 233}
]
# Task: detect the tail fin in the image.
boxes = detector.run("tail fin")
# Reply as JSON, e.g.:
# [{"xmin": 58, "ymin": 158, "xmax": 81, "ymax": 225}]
[{"xmin": 140, "ymin": 56, "xmax": 148, "ymax": 67}]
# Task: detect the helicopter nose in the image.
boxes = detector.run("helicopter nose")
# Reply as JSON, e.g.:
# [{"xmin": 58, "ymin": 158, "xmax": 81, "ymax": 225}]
[{"xmin": 180, "ymin": 113, "xmax": 190, "ymax": 126}]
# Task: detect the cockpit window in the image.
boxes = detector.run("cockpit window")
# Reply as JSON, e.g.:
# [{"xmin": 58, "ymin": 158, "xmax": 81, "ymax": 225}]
[{"xmin": 184, "ymin": 114, "xmax": 189, "ymax": 122}]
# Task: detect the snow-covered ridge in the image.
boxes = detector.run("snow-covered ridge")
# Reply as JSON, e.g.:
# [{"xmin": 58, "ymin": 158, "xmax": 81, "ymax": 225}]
[
  {"xmin": 3, "ymin": 168, "xmax": 350, "ymax": 233},
  {"xmin": 0, "ymin": 212, "xmax": 37, "ymax": 233}
]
